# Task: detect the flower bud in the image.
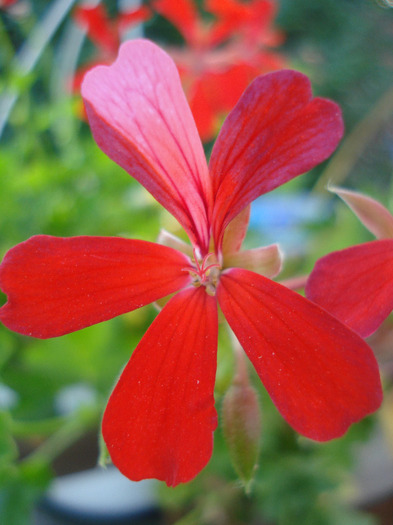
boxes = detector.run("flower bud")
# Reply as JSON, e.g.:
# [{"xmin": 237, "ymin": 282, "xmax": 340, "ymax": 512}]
[{"xmin": 222, "ymin": 368, "xmax": 261, "ymax": 491}]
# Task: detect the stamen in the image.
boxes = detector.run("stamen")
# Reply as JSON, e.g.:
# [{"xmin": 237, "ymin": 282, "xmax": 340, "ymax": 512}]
[{"xmin": 182, "ymin": 250, "xmax": 221, "ymax": 294}]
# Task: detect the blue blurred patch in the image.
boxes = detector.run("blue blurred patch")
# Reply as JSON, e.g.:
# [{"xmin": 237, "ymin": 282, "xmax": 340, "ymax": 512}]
[{"xmin": 249, "ymin": 192, "xmax": 332, "ymax": 255}]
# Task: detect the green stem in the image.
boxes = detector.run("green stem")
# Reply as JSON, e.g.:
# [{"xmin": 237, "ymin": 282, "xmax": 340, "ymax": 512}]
[
  {"xmin": 11, "ymin": 416, "xmax": 68, "ymax": 439},
  {"xmin": 0, "ymin": 16, "xmax": 15, "ymax": 60},
  {"xmin": 227, "ymin": 326, "xmax": 249, "ymax": 386},
  {"xmin": 173, "ymin": 508, "xmax": 203, "ymax": 525},
  {"xmin": 315, "ymin": 83, "xmax": 393, "ymax": 192},
  {"xmin": 0, "ymin": 0, "xmax": 77, "ymax": 137},
  {"xmin": 21, "ymin": 406, "xmax": 100, "ymax": 466}
]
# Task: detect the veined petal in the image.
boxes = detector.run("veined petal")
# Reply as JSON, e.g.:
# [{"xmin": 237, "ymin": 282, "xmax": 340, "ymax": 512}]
[
  {"xmin": 210, "ymin": 70, "xmax": 343, "ymax": 249},
  {"xmin": 102, "ymin": 287, "xmax": 218, "ymax": 486},
  {"xmin": 330, "ymin": 186, "xmax": 393, "ymax": 240},
  {"xmin": 217, "ymin": 268, "xmax": 382, "ymax": 441},
  {"xmin": 224, "ymin": 244, "xmax": 282, "ymax": 278},
  {"xmin": 306, "ymin": 239, "xmax": 393, "ymax": 337},
  {"xmin": 0, "ymin": 235, "xmax": 191, "ymax": 338},
  {"xmin": 82, "ymin": 40, "xmax": 212, "ymax": 254}
]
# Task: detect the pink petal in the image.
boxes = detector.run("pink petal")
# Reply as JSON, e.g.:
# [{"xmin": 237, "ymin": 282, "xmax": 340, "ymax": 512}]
[
  {"xmin": 102, "ymin": 287, "xmax": 218, "ymax": 486},
  {"xmin": 331, "ymin": 186, "xmax": 393, "ymax": 240},
  {"xmin": 0, "ymin": 235, "xmax": 191, "ymax": 338},
  {"xmin": 306, "ymin": 239, "xmax": 393, "ymax": 337},
  {"xmin": 221, "ymin": 205, "xmax": 250, "ymax": 255},
  {"xmin": 82, "ymin": 39, "xmax": 212, "ymax": 254},
  {"xmin": 210, "ymin": 70, "xmax": 343, "ymax": 249},
  {"xmin": 224, "ymin": 244, "xmax": 282, "ymax": 278},
  {"xmin": 217, "ymin": 268, "xmax": 382, "ymax": 441}
]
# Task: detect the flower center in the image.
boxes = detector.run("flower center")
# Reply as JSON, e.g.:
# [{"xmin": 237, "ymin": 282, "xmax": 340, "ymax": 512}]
[{"xmin": 182, "ymin": 249, "xmax": 221, "ymax": 296}]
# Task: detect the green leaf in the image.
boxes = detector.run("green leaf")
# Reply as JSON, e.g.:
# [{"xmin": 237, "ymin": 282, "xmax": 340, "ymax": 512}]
[{"xmin": 0, "ymin": 411, "xmax": 18, "ymax": 467}]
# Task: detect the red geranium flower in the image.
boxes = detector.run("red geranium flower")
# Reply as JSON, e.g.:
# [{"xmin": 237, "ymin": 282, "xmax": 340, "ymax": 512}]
[
  {"xmin": 154, "ymin": 0, "xmax": 285, "ymax": 141},
  {"xmin": 0, "ymin": 41, "xmax": 382, "ymax": 486},
  {"xmin": 307, "ymin": 187, "xmax": 393, "ymax": 338}
]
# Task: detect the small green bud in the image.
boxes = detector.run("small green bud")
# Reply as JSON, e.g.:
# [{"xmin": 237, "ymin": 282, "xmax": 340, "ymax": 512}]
[{"xmin": 222, "ymin": 370, "xmax": 261, "ymax": 492}]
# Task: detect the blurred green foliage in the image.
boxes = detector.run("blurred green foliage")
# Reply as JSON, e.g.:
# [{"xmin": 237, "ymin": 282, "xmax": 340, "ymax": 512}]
[{"xmin": 0, "ymin": 0, "xmax": 392, "ymax": 524}]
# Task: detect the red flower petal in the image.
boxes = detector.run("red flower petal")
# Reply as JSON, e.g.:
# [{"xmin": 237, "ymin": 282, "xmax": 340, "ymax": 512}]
[
  {"xmin": 0, "ymin": 235, "xmax": 191, "ymax": 338},
  {"xmin": 73, "ymin": 5, "xmax": 119, "ymax": 55},
  {"xmin": 217, "ymin": 268, "xmax": 382, "ymax": 441},
  {"xmin": 102, "ymin": 287, "xmax": 218, "ymax": 486},
  {"xmin": 0, "ymin": 0, "xmax": 18, "ymax": 8},
  {"xmin": 306, "ymin": 239, "xmax": 393, "ymax": 337},
  {"xmin": 117, "ymin": 6, "xmax": 151, "ymax": 33},
  {"xmin": 188, "ymin": 64, "xmax": 262, "ymax": 142},
  {"xmin": 207, "ymin": 0, "xmax": 280, "ymax": 47},
  {"xmin": 153, "ymin": 0, "xmax": 199, "ymax": 45},
  {"xmin": 187, "ymin": 75, "xmax": 219, "ymax": 143},
  {"xmin": 82, "ymin": 40, "xmax": 212, "ymax": 254},
  {"xmin": 210, "ymin": 70, "xmax": 343, "ymax": 249}
]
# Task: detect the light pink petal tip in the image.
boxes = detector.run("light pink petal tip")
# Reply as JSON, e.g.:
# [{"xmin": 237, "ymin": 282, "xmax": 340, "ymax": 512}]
[
  {"xmin": 210, "ymin": 69, "xmax": 343, "ymax": 248},
  {"xmin": 330, "ymin": 186, "xmax": 393, "ymax": 240},
  {"xmin": 102, "ymin": 287, "xmax": 218, "ymax": 487},
  {"xmin": 218, "ymin": 268, "xmax": 382, "ymax": 441},
  {"xmin": 0, "ymin": 235, "xmax": 191, "ymax": 338},
  {"xmin": 82, "ymin": 39, "xmax": 212, "ymax": 253},
  {"xmin": 221, "ymin": 205, "xmax": 251, "ymax": 255},
  {"xmin": 224, "ymin": 244, "xmax": 282, "ymax": 278}
]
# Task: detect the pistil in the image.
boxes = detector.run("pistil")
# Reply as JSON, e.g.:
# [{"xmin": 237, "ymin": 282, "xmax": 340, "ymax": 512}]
[{"xmin": 182, "ymin": 249, "xmax": 221, "ymax": 295}]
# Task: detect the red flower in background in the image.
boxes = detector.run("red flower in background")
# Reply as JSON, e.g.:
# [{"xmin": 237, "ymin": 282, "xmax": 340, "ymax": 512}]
[
  {"xmin": 71, "ymin": 3, "xmax": 151, "ymax": 92},
  {"xmin": 206, "ymin": 0, "xmax": 284, "ymax": 49},
  {"xmin": 154, "ymin": 0, "xmax": 286, "ymax": 141},
  {"xmin": 0, "ymin": 41, "xmax": 382, "ymax": 486},
  {"xmin": 307, "ymin": 187, "xmax": 393, "ymax": 338},
  {"xmin": 0, "ymin": 0, "xmax": 18, "ymax": 8}
]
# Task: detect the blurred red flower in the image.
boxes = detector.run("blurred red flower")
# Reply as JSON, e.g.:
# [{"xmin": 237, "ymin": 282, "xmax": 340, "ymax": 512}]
[
  {"xmin": 154, "ymin": 0, "xmax": 286, "ymax": 141},
  {"xmin": 0, "ymin": 0, "xmax": 18, "ymax": 9}
]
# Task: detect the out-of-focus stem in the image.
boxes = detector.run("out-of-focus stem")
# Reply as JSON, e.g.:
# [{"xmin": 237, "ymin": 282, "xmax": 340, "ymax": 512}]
[
  {"xmin": 315, "ymin": 83, "xmax": 393, "ymax": 192},
  {"xmin": 0, "ymin": 16, "xmax": 14, "ymax": 58},
  {"xmin": 11, "ymin": 416, "xmax": 68, "ymax": 438},
  {"xmin": 21, "ymin": 405, "xmax": 100, "ymax": 466},
  {"xmin": 228, "ymin": 328, "xmax": 249, "ymax": 386},
  {"xmin": 0, "ymin": 0, "xmax": 77, "ymax": 138}
]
